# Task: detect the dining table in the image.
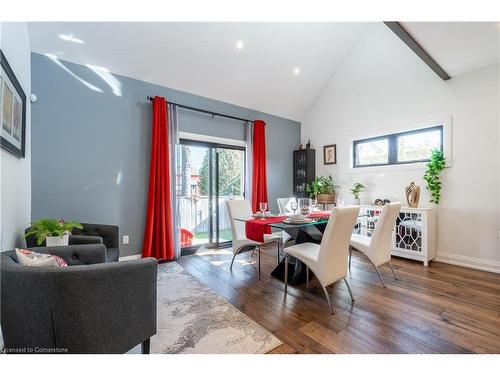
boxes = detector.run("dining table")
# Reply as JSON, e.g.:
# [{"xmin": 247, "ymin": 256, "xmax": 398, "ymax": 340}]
[
  {"xmin": 236, "ymin": 213, "xmax": 331, "ymax": 286},
  {"xmin": 236, "ymin": 210, "xmax": 369, "ymax": 285}
]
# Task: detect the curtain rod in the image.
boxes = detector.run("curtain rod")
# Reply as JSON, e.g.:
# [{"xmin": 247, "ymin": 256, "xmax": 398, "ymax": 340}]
[{"xmin": 146, "ymin": 96, "xmax": 254, "ymax": 123}]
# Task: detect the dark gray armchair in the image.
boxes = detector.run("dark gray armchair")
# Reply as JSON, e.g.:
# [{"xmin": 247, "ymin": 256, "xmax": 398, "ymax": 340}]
[
  {"xmin": 1, "ymin": 244, "xmax": 157, "ymax": 354},
  {"xmin": 25, "ymin": 223, "xmax": 120, "ymax": 262}
]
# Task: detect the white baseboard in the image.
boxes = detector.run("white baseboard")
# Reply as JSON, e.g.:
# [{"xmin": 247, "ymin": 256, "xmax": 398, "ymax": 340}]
[
  {"xmin": 435, "ymin": 251, "xmax": 500, "ymax": 274},
  {"xmin": 119, "ymin": 254, "xmax": 142, "ymax": 262}
]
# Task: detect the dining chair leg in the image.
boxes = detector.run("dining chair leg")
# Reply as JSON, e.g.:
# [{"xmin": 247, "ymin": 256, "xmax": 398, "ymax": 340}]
[
  {"xmin": 349, "ymin": 246, "xmax": 352, "ymax": 269},
  {"xmin": 249, "ymin": 248, "xmax": 255, "ymax": 262},
  {"xmin": 257, "ymin": 246, "xmax": 261, "ymax": 281},
  {"xmin": 343, "ymin": 278, "xmax": 355, "ymax": 302},
  {"xmin": 306, "ymin": 266, "xmax": 309, "ymax": 288},
  {"xmin": 230, "ymin": 246, "xmax": 243, "ymax": 271},
  {"xmin": 284, "ymin": 254, "xmax": 289, "ymax": 294},
  {"xmin": 388, "ymin": 262, "xmax": 398, "ymax": 280},
  {"xmin": 321, "ymin": 285, "xmax": 335, "ymax": 315},
  {"xmin": 372, "ymin": 264, "xmax": 386, "ymax": 288}
]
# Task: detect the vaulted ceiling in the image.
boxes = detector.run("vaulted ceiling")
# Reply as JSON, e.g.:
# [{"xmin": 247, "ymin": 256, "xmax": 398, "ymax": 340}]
[{"xmin": 28, "ymin": 22, "xmax": 499, "ymax": 121}]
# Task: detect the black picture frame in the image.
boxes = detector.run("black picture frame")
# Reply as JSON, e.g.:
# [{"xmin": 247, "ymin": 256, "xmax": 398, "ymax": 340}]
[
  {"xmin": 323, "ymin": 144, "xmax": 336, "ymax": 165},
  {"xmin": 1, "ymin": 49, "xmax": 27, "ymax": 158}
]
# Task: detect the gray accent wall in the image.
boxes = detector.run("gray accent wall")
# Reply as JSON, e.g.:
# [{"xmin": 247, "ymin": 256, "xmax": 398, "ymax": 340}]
[{"xmin": 31, "ymin": 52, "xmax": 300, "ymax": 257}]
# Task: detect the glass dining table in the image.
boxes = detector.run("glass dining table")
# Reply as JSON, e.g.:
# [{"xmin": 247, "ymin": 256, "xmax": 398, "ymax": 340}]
[{"xmin": 235, "ymin": 216, "xmax": 331, "ymax": 285}]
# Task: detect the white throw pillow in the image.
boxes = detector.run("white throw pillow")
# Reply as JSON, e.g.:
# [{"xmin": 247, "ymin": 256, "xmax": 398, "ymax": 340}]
[{"xmin": 15, "ymin": 248, "xmax": 67, "ymax": 267}]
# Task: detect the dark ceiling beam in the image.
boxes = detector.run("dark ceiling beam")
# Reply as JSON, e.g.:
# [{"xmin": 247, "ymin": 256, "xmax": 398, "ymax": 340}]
[{"xmin": 384, "ymin": 21, "xmax": 451, "ymax": 81}]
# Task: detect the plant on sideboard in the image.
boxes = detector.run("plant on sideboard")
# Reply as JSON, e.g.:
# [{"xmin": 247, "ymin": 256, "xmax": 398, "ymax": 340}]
[
  {"xmin": 350, "ymin": 182, "xmax": 365, "ymax": 200},
  {"xmin": 305, "ymin": 175, "xmax": 340, "ymax": 204},
  {"xmin": 423, "ymin": 149, "xmax": 446, "ymax": 205},
  {"xmin": 25, "ymin": 219, "xmax": 83, "ymax": 246}
]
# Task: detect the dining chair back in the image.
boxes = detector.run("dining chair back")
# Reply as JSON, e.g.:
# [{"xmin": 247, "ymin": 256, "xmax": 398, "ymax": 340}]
[
  {"xmin": 226, "ymin": 199, "xmax": 254, "ymax": 254},
  {"xmin": 368, "ymin": 202, "xmax": 401, "ymax": 267},
  {"xmin": 277, "ymin": 197, "xmax": 297, "ymax": 215},
  {"xmin": 317, "ymin": 206, "xmax": 360, "ymax": 286}
]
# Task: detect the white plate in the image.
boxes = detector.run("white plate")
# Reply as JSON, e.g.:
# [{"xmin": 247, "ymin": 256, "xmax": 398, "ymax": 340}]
[
  {"xmin": 252, "ymin": 213, "xmax": 276, "ymax": 218},
  {"xmin": 283, "ymin": 218, "xmax": 313, "ymax": 224}
]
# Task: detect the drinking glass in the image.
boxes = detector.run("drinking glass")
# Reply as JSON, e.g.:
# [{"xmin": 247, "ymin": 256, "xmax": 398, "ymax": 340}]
[
  {"xmin": 311, "ymin": 198, "xmax": 317, "ymax": 212},
  {"xmin": 290, "ymin": 201, "xmax": 298, "ymax": 215},
  {"xmin": 259, "ymin": 202, "xmax": 268, "ymax": 217},
  {"xmin": 298, "ymin": 198, "xmax": 311, "ymax": 215}
]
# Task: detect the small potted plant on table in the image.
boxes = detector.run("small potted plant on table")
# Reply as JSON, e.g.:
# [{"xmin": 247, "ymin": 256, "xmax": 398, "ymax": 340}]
[{"xmin": 26, "ymin": 219, "xmax": 83, "ymax": 247}]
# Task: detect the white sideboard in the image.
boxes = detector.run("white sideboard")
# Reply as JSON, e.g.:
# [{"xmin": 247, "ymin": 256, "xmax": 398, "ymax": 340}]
[{"xmin": 356, "ymin": 205, "xmax": 437, "ymax": 266}]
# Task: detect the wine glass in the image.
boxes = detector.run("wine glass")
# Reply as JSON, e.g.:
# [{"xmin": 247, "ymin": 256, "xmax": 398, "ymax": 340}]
[
  {"xmin": 311, "ymin": 198, "xmax": 317, "ymax": 212},
  {"xmin": 259, "ymin": 202, "xmax": 268, "ymax": 218},
  {"xmin": 290, "ymin": 201, "xmax": 298, "ymax": 215}
]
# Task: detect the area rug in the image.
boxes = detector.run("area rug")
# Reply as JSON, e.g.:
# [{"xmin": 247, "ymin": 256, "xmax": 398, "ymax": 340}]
[{"xmin": 129, "ymin": 262, "xmax": 282, "ymax": 354}]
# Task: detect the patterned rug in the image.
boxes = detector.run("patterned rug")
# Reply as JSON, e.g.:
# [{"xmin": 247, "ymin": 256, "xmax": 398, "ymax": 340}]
[{"xmin": 129, "ymin": 262, "xmax": 282, "ymax": 354}]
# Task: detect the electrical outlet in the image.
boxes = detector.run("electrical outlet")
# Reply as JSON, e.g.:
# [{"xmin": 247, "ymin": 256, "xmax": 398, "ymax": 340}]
[{"xmin": 123, "ymin": 235, "xmax": 129, "ymax": 245}]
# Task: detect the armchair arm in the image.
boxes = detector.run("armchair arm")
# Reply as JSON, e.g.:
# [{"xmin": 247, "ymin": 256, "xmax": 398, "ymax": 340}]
[
  {"xmin": 69, "ymin": 235, "xmax": 103, "ymax": 246},
  {"xmin": 31, "ymin": 244, "xmax": 107, "ymax": 265},
  {"xmin": 50, "ymin": 258, "xmax": 158, "ymax": 353}
]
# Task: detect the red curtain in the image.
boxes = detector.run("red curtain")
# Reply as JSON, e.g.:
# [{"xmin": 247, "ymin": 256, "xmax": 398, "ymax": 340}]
[
  {"xmin": 142, "ymin": 96, "xmax": 175, "ymax": 261},
  {"xmin": 251, "ymin": 120, "xmax": 268, "ymax": 213}
]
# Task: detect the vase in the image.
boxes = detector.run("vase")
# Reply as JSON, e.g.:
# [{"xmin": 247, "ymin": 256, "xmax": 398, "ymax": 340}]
[
  {"xmin": 405, "ymin": 182, "xmax": 421, "ymax": 208},
  {"xmin": 46, "ymin": 234, "xmax": 69, "ymax": 247}
]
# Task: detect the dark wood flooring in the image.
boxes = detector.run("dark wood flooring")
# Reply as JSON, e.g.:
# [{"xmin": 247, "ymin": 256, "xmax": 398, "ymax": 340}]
[{"xmin": 176, "ymin": 245, "xmax": 500, "ymax": 354}]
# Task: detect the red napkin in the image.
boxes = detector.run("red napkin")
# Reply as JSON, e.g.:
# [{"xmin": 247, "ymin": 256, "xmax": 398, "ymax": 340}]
[
  {"xmin": 245, "ymin": 216, "xmax": 288, "ymax": 242},
  {"xmin": 307, "ymin": 210, "xmax": 331, "ymax": 219}
]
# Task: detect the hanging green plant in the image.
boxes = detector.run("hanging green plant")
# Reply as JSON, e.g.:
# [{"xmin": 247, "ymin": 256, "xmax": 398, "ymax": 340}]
[{"xmin": 423, "ymin": 149, "xmax": 446, "ymax": 205}]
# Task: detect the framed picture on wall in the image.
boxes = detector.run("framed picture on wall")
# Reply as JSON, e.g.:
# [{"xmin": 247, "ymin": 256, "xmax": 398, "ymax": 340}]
[
  {"xmin": 1, "ymin": 49, "xmax": 27, "ymax": 158},
  {"xmin": 323, "ymin": 144, "xmax": 337, "ymax": 165}
]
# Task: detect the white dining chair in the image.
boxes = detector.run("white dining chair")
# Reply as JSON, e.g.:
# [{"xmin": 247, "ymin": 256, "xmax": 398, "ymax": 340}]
[
  {"xmin": 226, "ymin": 199, "xmax": 281, "ymax": 280},
  {"xmin": 276, "ymin": 197, "xmax": 297, "ymax": 250},
  {"xmin": 283, "ymin": 206, "xmax": 360, "ymax": 314},
  {"xmin": 277, "ymin": 197, "xmax": 297, "ymax": 215},
  {"xmin": 349, "ymin": 202, "xmax": 401, "ymax": 288}
]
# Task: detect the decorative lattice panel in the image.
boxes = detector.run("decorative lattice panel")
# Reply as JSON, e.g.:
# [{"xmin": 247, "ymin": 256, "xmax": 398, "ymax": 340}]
[
  {"xmin": 353, "ymin": 207, "xmax": 382, "ymax": 237},
  {"xmin": 395, "ymin": 212, "xmax": 423, "ymax": 253}
]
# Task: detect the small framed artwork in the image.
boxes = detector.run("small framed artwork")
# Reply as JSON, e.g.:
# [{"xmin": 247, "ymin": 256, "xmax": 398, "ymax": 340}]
[
  {"xmin": 323, "ymin": 144, "xmax": 337, "ymax": 165},
  {"xmin": 1, "ymin": 49, "xmax": 27, "ymax": 158}
]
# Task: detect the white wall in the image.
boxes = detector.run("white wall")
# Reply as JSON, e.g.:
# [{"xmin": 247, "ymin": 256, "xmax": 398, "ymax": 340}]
[
  {"xmin": 0, "ymin": 22, "xmax": 32, "ymax": 250},
  {"xmin": 301, "ymin": 23, "xmax": 500, "ymax": 272}
]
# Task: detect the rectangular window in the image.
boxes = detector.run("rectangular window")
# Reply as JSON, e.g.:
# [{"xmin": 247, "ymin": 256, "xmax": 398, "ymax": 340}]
[{"xmin": 353, "ymin": 125, "xmax": 443, "ymax": 168}]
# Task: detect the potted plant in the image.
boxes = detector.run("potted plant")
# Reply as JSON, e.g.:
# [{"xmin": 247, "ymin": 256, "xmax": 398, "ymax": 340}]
[
  {"xmin": 25, "ymin": 219, "xmax": 83, "ymax": 247},
  {"xmin": 423, "ymin": 149, "xmax": 446, "ymax": 204},
  {"xmin": 349, "ymin": 182, "xmax": 365, "ymax": 204},
  {"xmin": 306, "ymin": 175, "xmax": 340, "ymax": 204}
]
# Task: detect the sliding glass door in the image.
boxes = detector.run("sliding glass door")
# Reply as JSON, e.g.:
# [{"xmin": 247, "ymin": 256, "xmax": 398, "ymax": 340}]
[{"xmin": 177, "ymin": 139, "xmax": 245, "ymax": 250}]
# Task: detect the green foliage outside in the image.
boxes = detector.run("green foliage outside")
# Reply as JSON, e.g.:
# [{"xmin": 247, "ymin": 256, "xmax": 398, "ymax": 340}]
[
  {"xmin": 199, "ymin": 149, "xmax": 243, "ymax": 196},
  {"xmin": 423, "ymin": 149, "xmax": 446, "ymax": 204}
]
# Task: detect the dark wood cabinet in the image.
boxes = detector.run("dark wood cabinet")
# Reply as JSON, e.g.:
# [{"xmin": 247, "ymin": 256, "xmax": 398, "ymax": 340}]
[{"xmin": 293, "ymin": 149, "xmax": 315, "ymax": 198}]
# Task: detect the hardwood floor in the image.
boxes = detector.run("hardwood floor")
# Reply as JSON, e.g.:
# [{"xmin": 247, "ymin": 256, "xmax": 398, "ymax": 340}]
[{"xmin": 176, "ymin": 245, "xmax": 500, "ymax": 354}]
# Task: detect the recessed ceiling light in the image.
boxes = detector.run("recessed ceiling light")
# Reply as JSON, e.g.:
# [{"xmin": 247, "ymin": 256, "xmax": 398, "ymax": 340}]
[
  {"xmin": 236, "ymin": 40, "xmax": 244, "ymax": 50},
  {"xmin": 58, "ymin": 33, "xmax": 85, "ymax": 44},
  {"xmin": 293, "ymin": 68, "xmax": 301, "ymax": 75}
]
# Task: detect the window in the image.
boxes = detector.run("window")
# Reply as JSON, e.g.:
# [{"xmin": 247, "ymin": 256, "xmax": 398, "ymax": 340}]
[{"xmin": 353, "ymin": 125, "xmax": 443, "ymax": 168}]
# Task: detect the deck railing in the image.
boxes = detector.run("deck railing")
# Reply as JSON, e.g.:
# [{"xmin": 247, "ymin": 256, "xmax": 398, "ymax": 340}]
[{"xmin": 178, "ymin": 195, "xmax": 239, "ymax": 234}]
